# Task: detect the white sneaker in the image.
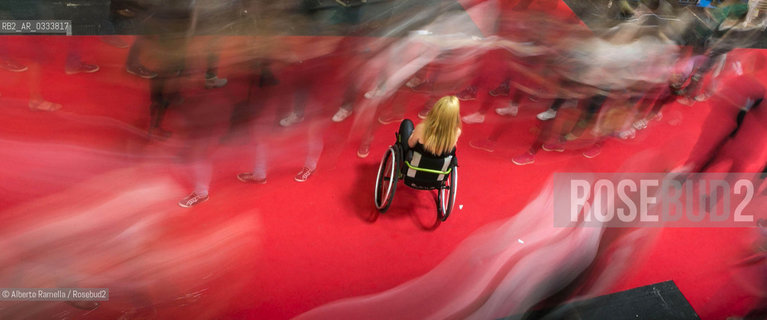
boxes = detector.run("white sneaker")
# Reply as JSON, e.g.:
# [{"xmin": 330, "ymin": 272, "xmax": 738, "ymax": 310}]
[
  {"xmin": 332, "ymin": 107, "xmax": 352, "ymax": 122},
  {"xmin": 495, "ymin": 103, "xmax": 518, "ymax": 116},
  {"xmin": 694, "ymin": 92, "xmax": 712, "ymax": 102},
  {"xmin": 405, "ymin": 77, "xmax": 423, "ymax": 89},
  {"xmin": 461, "ymin": 112, "xmax": 485, "ymax": 124},
  {"xmin": 633, "ymin": 119, "xmax": 648, "ymax": 130},
  {"xmin": 364, "ymin": 87, "xmax": 386, "ymax": 99},
  {"xmin": 618, "ymin": 128, "xmax": 636, "ymax": 140},
  {"xmin": 205, "ymin": 76, "xmax": 228, "ymax": 89},
  {"xmin": 677, "ymin": 96, "xmax": 695, "ymax": 106},
  {"xmin": 29, "ymin": 100, "xmax": 62, "ymax": 112},
  {"xmin": 280, "ymin": 112, "xmax": 304, "ymax": 127},
  {"xmin": 536, "ymin": 109, "xmax": 557, "ymax": 121},
  {"xmin": 668, "ymin": 163, "xmax": 695, "ymax": 180}
]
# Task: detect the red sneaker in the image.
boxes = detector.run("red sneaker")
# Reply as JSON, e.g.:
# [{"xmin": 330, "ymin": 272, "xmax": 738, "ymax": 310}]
[
  {"xmin": 582, "ymin": 144, "xmax": 602, "ymax": 159},
  {"xmin": 542, "ymin": 143, "xmax": 565, "ymax": 152},
  {"xmin": 237, "ymin": 172, "xmax": 267, "ymax": 184},
  {"xmin": 469, "ymin": 139, "xmax": 496, "ymax": 152},
  {"xmin": 512, "ymin": 152, "xmax": 535, "ymax": 165},
  {"xmin": 66, "ymin": 63, "xmax": 100, "ymax": 75},
  {"xmin": 489, "ymin": 83, "xmax": 510, "ymax": 97},
  {"xmin": 0, "ymin": 60, "xmax": 27, "ymax": 72},
  {"xmin": 456, "ymin": 86, "xmax": 478, "ymax": 101},
  {"xmin": 378, "ymin": 113, "xmax": 403, "ymax": 125},
  {"xmin": 178, "ymin": 192, "xmax": 209, "ymax": 208}
]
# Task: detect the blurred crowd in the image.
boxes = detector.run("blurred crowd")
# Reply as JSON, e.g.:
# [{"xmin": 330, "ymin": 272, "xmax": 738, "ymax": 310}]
[
  {"xmin": 0, "ymin": 0, "xmax": 766, "ymax": 207},
  {"xmin": 2, "ymin": 1, "xmax": 767, "ymax": 318}
]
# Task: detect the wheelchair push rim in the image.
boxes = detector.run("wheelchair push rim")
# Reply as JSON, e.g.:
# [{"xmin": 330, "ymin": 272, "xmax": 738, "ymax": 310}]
[
  {"xmin": 374, "ymin": 146, "xmax": 398, "ymax": 212},
  {"xmin": 437, "ymin": 167, "xmax": 457, "ymax": 221}
]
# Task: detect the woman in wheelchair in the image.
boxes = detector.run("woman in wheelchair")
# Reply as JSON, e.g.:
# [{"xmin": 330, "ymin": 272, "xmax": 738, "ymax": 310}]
[
  {"xmin": 399, "ymin": 95, "xmax": 462, "ymax": 158},
  {"xmin": 375, "ymin": 95, "xmax": 462, "ymax": 221}
]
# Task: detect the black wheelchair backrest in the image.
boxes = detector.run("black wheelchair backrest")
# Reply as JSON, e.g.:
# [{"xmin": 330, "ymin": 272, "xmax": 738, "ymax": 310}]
[{"xmin": 402, "ymin": 147, "xmax": 456, "ymax": 189}]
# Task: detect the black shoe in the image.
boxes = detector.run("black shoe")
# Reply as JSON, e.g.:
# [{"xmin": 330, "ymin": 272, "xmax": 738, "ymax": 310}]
[{"xmin": 127, "ymin": 65, "xmax": 158, "ymax": 79}]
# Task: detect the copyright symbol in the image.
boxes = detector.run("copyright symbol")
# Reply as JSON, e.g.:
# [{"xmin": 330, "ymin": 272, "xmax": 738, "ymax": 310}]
[{"xmin": 2, "ymin": 290, "xmax": 9, "ymax": 298}]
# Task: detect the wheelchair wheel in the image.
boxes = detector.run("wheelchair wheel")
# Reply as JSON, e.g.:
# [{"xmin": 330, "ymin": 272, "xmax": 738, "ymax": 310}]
[
  {"xmin": 437, "ymin": 167, "xmax": 457, "ymax": 221},
  {"xmin": 374, "ymin": 146, "xmax": 399, "ymax": 212}
]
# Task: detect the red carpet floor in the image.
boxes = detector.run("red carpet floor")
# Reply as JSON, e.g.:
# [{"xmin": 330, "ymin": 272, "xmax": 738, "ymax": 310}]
[{"xmin": 0, "ymin": 1, "xmax": 766, "ymax": 319}]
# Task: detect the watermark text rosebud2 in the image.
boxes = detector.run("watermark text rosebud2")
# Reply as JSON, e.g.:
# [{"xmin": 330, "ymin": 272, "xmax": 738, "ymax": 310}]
[
  {"xmin": 0, "ymin": 288, "xmax": 108, "ymax": 301},
  {"xmin": 553, "ymin": 173, "xmax": 766, "ymax": 228}
]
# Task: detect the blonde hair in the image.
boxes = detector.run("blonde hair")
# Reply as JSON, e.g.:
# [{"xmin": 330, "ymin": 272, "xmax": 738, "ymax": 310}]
[{"xmin": 422, "ymin": 96, "xmax": 462, "ymax": 156}]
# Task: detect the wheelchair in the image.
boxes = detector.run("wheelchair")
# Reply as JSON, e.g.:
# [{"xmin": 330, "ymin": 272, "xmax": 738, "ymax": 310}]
[{"xmin": 373, "ymin": 132, "xmax": 458, "ymax": 221}]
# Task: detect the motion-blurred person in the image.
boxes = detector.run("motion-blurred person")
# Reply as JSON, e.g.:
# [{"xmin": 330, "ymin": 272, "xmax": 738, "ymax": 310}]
[
  {"xmin": 233, "ymin": 51, "xmax": 282, "ymax": 184},
  {"xmin": 329, "ymin": 36, "xmax": 375, "ymax": 123},
  {"xmin": 329, "ymin": 15, "xmax": 392, "ymax": 123},
  {"xmin": 125, "ymin": 0, "xmax": 235, "ymax": 85},
  {"xmin": 278, "ymin": 37, "xmax": 340, "ymax": 128},
  {"xmin": 236, "ymin": 114, "xmax": 327, "ymax": 184},
  {"xmin": 682, "ymin": 0, "xmax": 759, "ymax": 103},
  {"xmin": 121, "ymin": 0, "xmax": 158, "ymax": 79},
  {"xmin": 327, "ymin": 0, "xmax": 382, "ymax": 122},
  {"xmin": 463, "ymin": 11, "xmax": 589, "ymax": 125},
  {"xmin": 0, "ymin": 40, "xmax": 27, "ymax": 73},
  {"xmin": 624, "ymin": 55, "xmax": 706, "ymax": 138},
  {"xmin": 178, "ymin": 133, "xmax": 217, "ymax": 208},
  {"xmin": 236, "ymin": 32, "xmax": 335, "ymax": 183},
  {"xmin": 237, "ymin": 132, "xmax": 269, "ymax": 185},
  {"xmin": 509, "ymin": 98, "xmax": 574, "ymax": 165},
  {"xmin": 678, "ymin": 53, "xmax": 767, "ymax": 174},
  {"xmin": 470, "ymin": 97, "xmax": 571, "ymax": 159},
  {"xmin": 64, "ymin": 37, "xmax": 100, "ymax": 75},
  {"xmin": 98, "ymin": 0, "xmax": 139, "ymax": 48},
  {"xmin": 522, "ymin": 13, "xmax": 676, "ymax": 161},
  {"xmin": 459, "ymin": 10, "xmax": 562, "ymax": 123},
  {"xmin": 275, "ymin": 38, "xmax": 338, "ymax": 182},
  {"xmin": 383, "ymin": 44, "xmax": 478, "ymax": 123},
  {"xmin": 355, "ymin": 1, "xmax": 511, "ymax": 157},
  {"xmin": 0, "ymin": 1, "xmax": 99, "ymax": 111},
  {"xmin": 144, "ymin": 0, "xmax": 195, "ymax": 139},
  {"xmin": 417, "ymin": 56, "xmax": 468, "ymax": 120},
  {"xmin": 189, "ymin": 0, "xmax": 246, "ymax": 89}
]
